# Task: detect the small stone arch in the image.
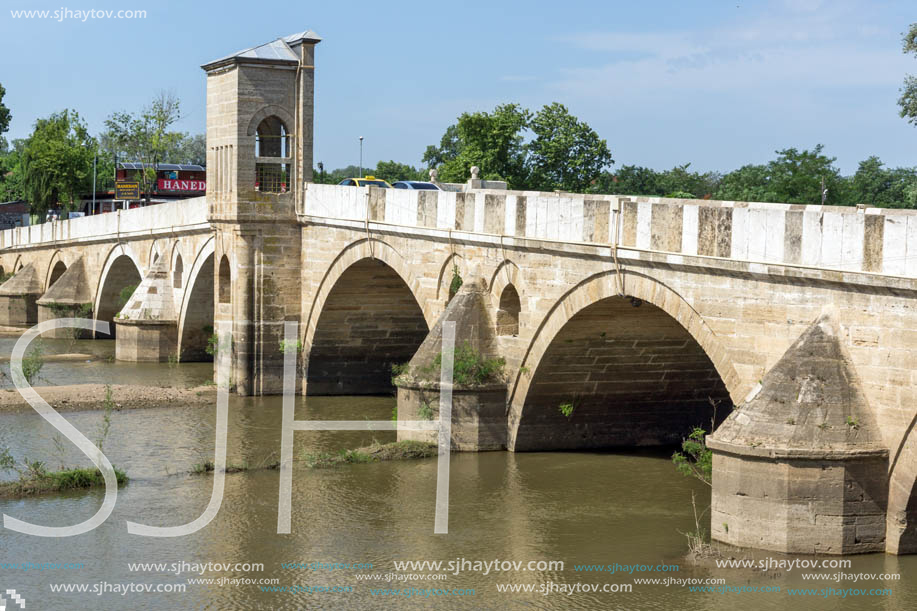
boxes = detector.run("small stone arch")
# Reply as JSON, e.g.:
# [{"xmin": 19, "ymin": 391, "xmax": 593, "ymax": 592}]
[
  {"xmin": 172, "ymin": 249, "xmax": 184, "ymax": 289},
  {"xmin": 436, "ymin": 253, "xmax": 467, "ymax": 304},
  {"xmin": 496, "ymin": 285, "xmax": 522, "ymax": 337},
  {"xmin": 218, "ymin": 256, "xmax": 231, "ymax": 304},
  {"xmin": 507, "ymin": 270, "xmax": 743, "ymax": 451},
  {"xmin": 45, "ymin": 250, "xmax": 67, "ymax": 290},
  {"xmin": 149, "ymin": 240, "xmax": 163, "ymax": 267},
  {"xmin": 245, "ymin": 105, "xmax": 296, "ymax": 138}
]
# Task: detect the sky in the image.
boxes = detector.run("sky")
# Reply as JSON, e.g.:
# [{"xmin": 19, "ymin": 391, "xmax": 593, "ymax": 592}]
[{"xmin": 0, "ymin": 0, "xmax": 915, "ymax": 175}]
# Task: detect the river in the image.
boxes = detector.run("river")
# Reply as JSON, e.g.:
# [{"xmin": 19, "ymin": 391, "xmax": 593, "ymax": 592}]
[{"xmin": 0, "ymin": 341, "xmax": 914, "ymax": 609}]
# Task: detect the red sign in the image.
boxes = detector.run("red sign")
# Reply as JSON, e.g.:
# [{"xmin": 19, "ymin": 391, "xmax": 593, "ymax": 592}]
[{"xmin": 158, "ymin": 179, "xmax": 206, "ymax": 192}]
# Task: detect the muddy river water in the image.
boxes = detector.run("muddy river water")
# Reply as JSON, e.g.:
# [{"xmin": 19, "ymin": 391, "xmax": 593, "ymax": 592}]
[{"xmin": 0, "ymin": 339, "xmax": 915, "ymax": 610}]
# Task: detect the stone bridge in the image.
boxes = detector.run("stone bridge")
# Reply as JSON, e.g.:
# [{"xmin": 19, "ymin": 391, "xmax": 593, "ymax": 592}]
[{"xmin": 0, "ymin": 30, "xmax": 916, "ymax": 556}]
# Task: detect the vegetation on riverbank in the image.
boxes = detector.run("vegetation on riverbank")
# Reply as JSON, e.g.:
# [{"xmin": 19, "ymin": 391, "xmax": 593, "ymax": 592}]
[
  {"xmin": 0, "ymin": 464, "xmax": 127, "ymax": 498},
  {"xmin": 302, "ymin": 440, "xmax": 437, "ymax": 468}
]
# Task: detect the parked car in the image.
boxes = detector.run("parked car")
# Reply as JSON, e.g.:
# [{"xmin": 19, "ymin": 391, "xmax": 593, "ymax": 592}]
[
  {"xmin": 392, "ymin": 181, "xmax": 441, "ymax": 190},
  {"xmin": 338, "ymin": 176, "xmax": 392, "ymax": 188}
]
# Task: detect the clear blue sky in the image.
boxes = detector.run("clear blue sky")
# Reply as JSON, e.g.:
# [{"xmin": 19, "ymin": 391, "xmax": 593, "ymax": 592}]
[{"xmin": 1, "ymin": 0, "xmax": 915, "ymax": 174}]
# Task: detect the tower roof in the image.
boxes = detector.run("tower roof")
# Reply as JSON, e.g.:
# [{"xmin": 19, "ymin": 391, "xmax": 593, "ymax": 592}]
[{"xmin": 201, "ymin": 31, "xmax": 321, "ymax": 72}]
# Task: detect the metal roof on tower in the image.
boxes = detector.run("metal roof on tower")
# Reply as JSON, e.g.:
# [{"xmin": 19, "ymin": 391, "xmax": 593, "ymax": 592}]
[{"xmin": 201, "ymin": 30, "xmax": 321, "ymax": 72}]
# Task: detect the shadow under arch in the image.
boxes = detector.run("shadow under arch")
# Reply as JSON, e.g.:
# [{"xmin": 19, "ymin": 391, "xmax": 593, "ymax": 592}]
[
  {"xmin": 93, "ymin": 243, "xmax": 143, "ymax": 339},
  {"xmin": 304, "ymin": 239, "xmax": 429, "ymax": 395},
  {"xmin": 507, "ymin": 270, "xmax": 743, "ymax": 451},
  {"xmin": 45, "ymin": 250, "xmax": 67, "ymax": 290},
  {"xmin": 177, "ymin": 237, "xmax": 215, "ymax": 361}
]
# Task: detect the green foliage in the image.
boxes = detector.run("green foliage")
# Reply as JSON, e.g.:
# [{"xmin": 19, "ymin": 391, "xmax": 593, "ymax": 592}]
[
  {"xmin": 279, "ymin": 339, "xmax": 303, "ymax": 354},
  {"xmin": 0, "ymin": 82, "xmax": 10, "ymax": 141},
  {"xmin": 0, "ymin": 444, "xmax": 15, "ymax": 472},
  {"xmin": 527, "ymin": 102, "xmax": 614, "ymax": 193},
  {"xmin": 373, "ymin": 160, "xmax": 426, "ymax": 183},
  {"xmin": 301, "ymin": 449, "xmax": 374, "ymax": 468},
  {"xmin": 846, "ymin": 416, "xmax": 860, "ymax": 430},
  {"xmin": 899, "ymin": 23, "xmax": 917, "ymax": 125},
  {"xmin": 390, "ymin": 362, "xmax": 409, "ymax": 386},
  {"xmin": 850, "ymin": 156, "xmax": 917, "ymax": 208},
  {"xmin": 96, "ymin": 384, "xmax": 115, "ymax": 452},
  {"xmin": 102, "ymin": 91, "xmax": 182, "ymax": 202},
  {"xmin": 431, "ymin": 342, "xmax": 505, "ymax": 387},
  {"xmin": 390, "ymin": 405, "xmax": 398, "ymax": 423},
  {"xmin": 20, "ymin": 109, "xmax": 97, "ymax": 215},
  {"xmin": 205, "ymin": 332, "xmax": 219, "ymax": 356},
  {"xmin": 418, "ymin": 400, "xmax": 434, "ymax": 421},
  {"xmin": 558, "ymin": 400, "xmax": 576, "ymax": 419},
  {"xmin": 672, "ymin": 427, "xmax": 712, "ymax": 486},
  {"xmin": 425, "ymin": 103, "xmax": 532, "ymax": 187},
  {"xmin": 21, "ymin": 339, "xmax": 44, "ymax": 385},
  {"xmin": 117, "ymin": 284, "xmax": 138, "ymax": 308},
  {"xmin": 448, "ymin": 265, "xmax": 463, "ymax": 300}
]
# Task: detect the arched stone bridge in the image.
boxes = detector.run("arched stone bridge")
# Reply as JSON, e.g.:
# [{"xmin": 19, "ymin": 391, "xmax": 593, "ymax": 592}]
[{"xmin": 2, "ymin": 186, "xmax": 917, "ymax": 553}]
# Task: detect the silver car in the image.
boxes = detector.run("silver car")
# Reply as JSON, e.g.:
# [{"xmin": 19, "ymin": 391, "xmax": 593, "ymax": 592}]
[{"xmin": 392, "ymin": 181, "xmax": 441, "ymax": 190}]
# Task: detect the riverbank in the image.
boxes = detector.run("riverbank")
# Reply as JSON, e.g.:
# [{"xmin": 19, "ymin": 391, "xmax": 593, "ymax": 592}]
[{"xmin": 0, "ymin": 383, "xmax": 218, "ymax": 413}]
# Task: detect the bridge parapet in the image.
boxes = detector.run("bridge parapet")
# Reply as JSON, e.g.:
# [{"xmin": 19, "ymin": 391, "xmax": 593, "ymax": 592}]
[
  {"xmin": 0, "ymin": 197, "xmax": 209, "ymax": 249},
  {"xmin": 302, "ymin": 184, "xmax": 917, "ymax": 279}
]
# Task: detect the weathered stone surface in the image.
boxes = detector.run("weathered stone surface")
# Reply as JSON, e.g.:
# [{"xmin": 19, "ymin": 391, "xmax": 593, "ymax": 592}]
[
  {"xmin": 708, "ymin": 309, "xmax": 889, "ymax": 554},
  {"xmin": 395, "ymin": 275, "xmax": 508, "ymax": 450},
  {"xmin": 0, "ymin": 263, "xmax": 43, "ymax": 326}
]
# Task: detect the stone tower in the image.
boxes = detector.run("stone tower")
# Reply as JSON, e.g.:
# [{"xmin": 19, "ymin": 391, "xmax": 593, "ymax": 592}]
[{"xmin": 201, "ymin": 31, "xmax": 320, "ymax": 394}]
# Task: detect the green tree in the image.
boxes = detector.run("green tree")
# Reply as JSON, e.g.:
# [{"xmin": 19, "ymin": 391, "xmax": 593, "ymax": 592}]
[
  {"xmin": 899, "ymin": 23, "xmax": 917, "ymax": 125},
  {"xmin": 20, "ymin": 110, "xmax": 96, "ymax": 215},
  {"xmin": 527, "ymin": 102, "xmax": 613, "ymax": 193},
  {"xmin": 0, "ymin": 139, "xmax": 25, "ymax": 202},
  {"xmin": 591, "ymin": 165, "xmax": 662, "ymax": 196},
  {"xmin": 424, "ymin": 103, "xmax": 531, "ymax": 187},
  {"xmin": 0, "ymin": 82, "xmax": 10, "ymax": 152},
  {"xmin": 714, "ymin": 163, "xmax": 773, "ymax": 202},
  {"xmin": 850, "ymin": 156, "xmax": 917, "ymax": 208},
  {"xmin": 373, "ymin": 160, "xmax": 425, "ymax": 183},
  {"xmin": 103, "ymin": 91, "xmax": 182, "ymax": 203},
  {"xmin": 167, "ymin": 133, "xmax": 206, "ymax": 166}
]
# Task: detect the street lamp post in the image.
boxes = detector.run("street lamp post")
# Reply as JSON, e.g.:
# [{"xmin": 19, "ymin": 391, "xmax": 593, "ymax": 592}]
[
  {"xmin": 359, "ymin": 136, "xmax": 364, "ymax": 178},
  {"xmin": 317, "ymin": 161, "xmax": 324, "ymax": 184}
]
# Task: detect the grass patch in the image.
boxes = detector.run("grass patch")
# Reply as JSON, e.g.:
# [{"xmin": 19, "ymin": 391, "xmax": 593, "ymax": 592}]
[
  {"xmin": 189, "ymin": 456, "xmax": 280, "ymax": 475},
  {"xmin": 0, "ymin": 466, "xmax": 128, "ymax": 499},
  {"xmin": 301, "ymin": 440, "xmax": 437, "ymax": 468}
]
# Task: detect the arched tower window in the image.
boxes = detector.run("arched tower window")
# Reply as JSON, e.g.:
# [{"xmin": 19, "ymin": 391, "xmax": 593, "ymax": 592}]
[
  {"xmin": 219, "ymin": 256, "xmax": 231, "ymax": 304},
  {"xmin": 497, "ymin": 284, "xmax": 521, "ymax": 336},
  {"xmin": 255, "ymin": 116, "xmax": 291, "ymax": 194}
]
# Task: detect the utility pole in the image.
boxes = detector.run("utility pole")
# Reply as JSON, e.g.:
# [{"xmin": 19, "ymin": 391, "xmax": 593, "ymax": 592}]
[
  {"xmin": 92, "ymin": 153, "xmax": 97, "ymax": 215},
  {"xmin": 359, "ymin": 136, "xmax": 364, "ymax": 178},
  {"xmin": 820, "ymin": 177, "xmax": 827, "ymax": 205}
]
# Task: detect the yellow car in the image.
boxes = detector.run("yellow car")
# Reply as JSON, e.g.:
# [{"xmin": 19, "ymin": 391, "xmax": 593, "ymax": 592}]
[{"xmin": 338, "ymin": 176, "xmax": 392, "ymax": 188}]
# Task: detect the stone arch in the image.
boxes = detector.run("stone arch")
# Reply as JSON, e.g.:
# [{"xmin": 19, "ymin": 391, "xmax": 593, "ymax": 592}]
[
  {"xmin": 177, "ymin": 237, "xmax": 215, "ymax": 361},
  {"xmin": 436, "ymin": 252, "xmax": 467, "ymax": 304},
  {"xmin": 489, "ymin": 259, "xmax": 524, "ymax": 335},
  {"xmin": 245, "ymin": 105, "xmax": 296, "ymax": 138},
  {"xmin": 45, "ymin": 251, "xmax": 67, "ymax": 290},
  {"xmin": 496, "ymin": 285, "xmax": 522, "ymax": 337},
  {"xmin": 507, "ymin": 270, "xmax": 743, "ymax": 451},
  {"xmin": 94, "ymin": 243, "xmax": 143, "ymax": 339},
  {"xmin": 149, "ymin": 240, "xmax": 163, "ymax": 266},
  {"xmin": 13, "ymin": 255, "xmax": 23, "ymax": 273},
  {"xmin": 304, "ymin": 238, "xmax": 430, "ymax": 395},
  {"xmin": 218, "ymin": 255, "xmax": 231, "ymax": 304}
]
